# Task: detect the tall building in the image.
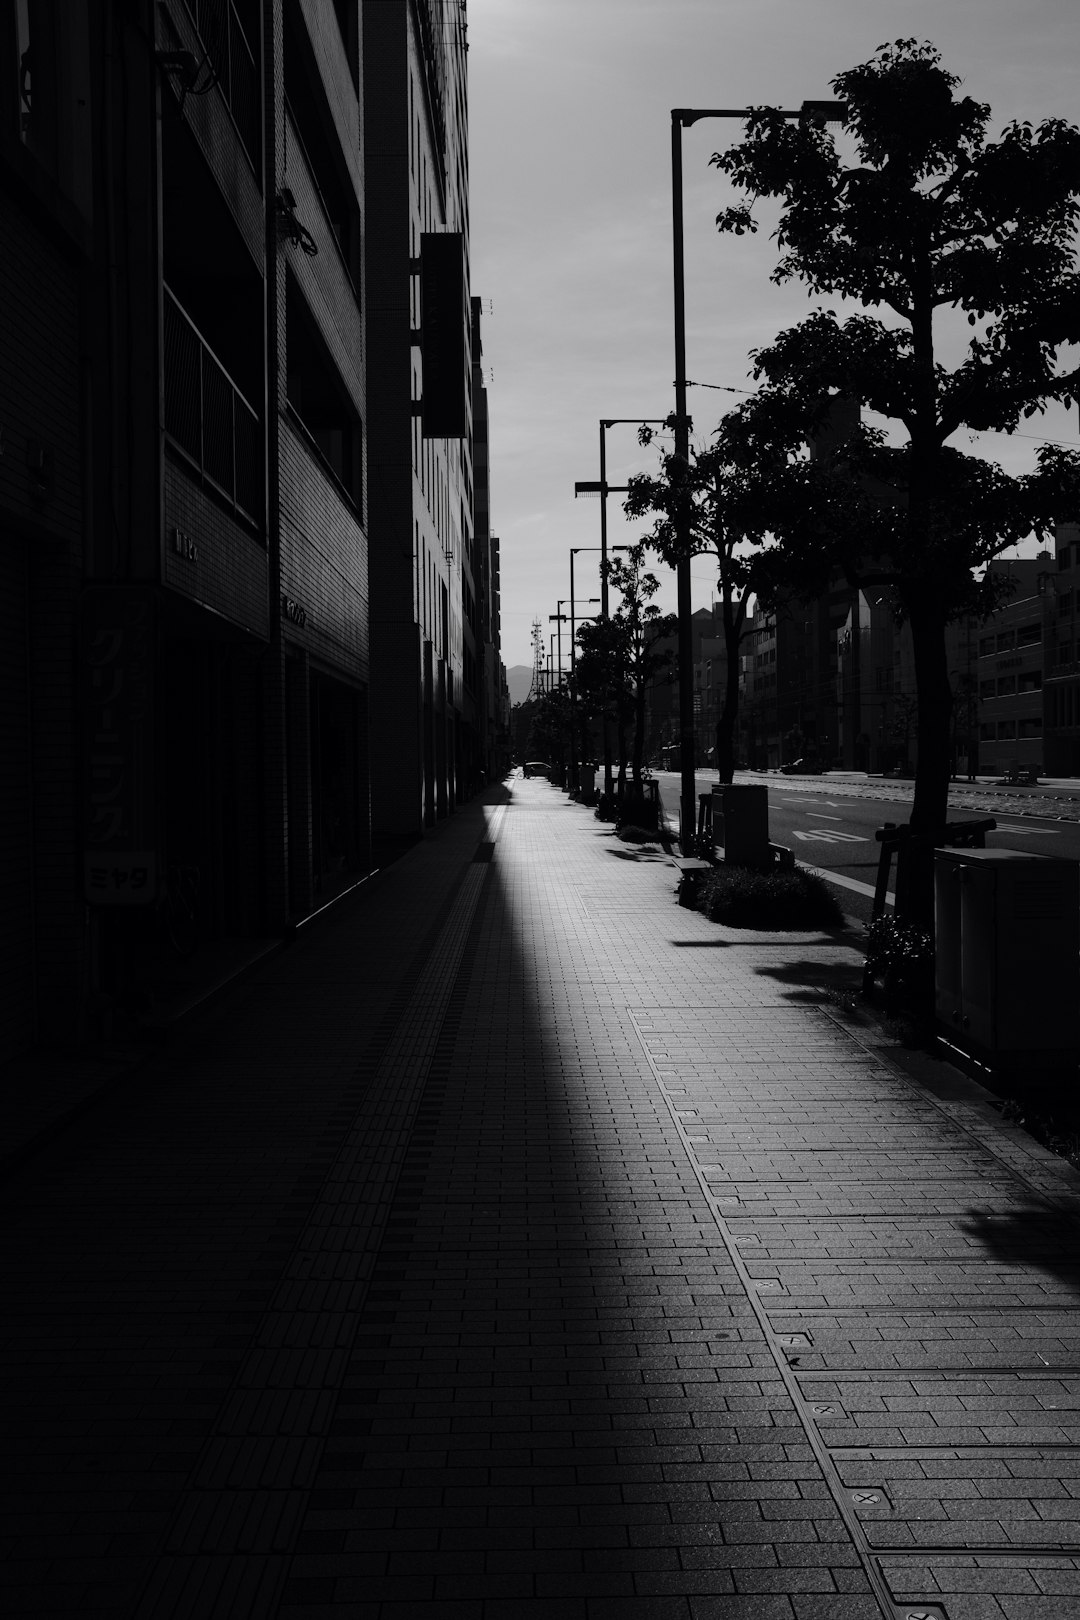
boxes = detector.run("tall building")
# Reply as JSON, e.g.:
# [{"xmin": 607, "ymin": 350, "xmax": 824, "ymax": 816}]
[
  {"xmin": 471, "ymin": 295, "xmax": 510, "ymax": 781},
  {"xmin": 0, "ymin": 3, "xmax": 94, "ymax": 1053},
  {"xmin": 363, "ymin": 0, "xmax": 474, "ymax": 843},
  {"xmin": 1045, "ymin": 524, "xmax": 1080, "ymax": 773},
  {"xmin": 0, "ymin": 2, "xmax": 499, "ymax": 1057}
]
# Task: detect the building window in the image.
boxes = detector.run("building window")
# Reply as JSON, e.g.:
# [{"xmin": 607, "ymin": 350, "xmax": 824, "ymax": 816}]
[
  {"xmin": 187, "ymin": 1, "xmax": 261, "ymax": 168},
  {"xmin": 996, "ymin": 675, "xmax": 1016, "ymax": 696},
  {"xmin": 1058, "ymin": 591, "xmax": 1073, "ymax": 616},
  {"xmin": 1018, "ymin": 670, "xmax": 1042, "ymax": 693},
  {"xmin": 286, "ymin": 278, "xmax": 363, "ymax": 515},
  {"xmin": 1019, "ymin": 717, "xmax": 1042, "ymax": 737},
  {"xmin": 978, "ymin": 636, "xmax": 995, "ymax": 656},
  {"xmin": 284, "ymin": 0, "xmax": 361, "ymax": 287},
  {"xmin": 979, "ymin": 679, "xmax": 996, "ymax": 699},
  {"xmin": 980, "ymin": 722, "xmax": 996, "ymax": 741},
  {"xmin": 997, "ymin": 720, "xmax": 1017, "ymax": 739},
  {"xmin": 1017, "ymin": 622, "xmax": 1041, "ymax": 646}
]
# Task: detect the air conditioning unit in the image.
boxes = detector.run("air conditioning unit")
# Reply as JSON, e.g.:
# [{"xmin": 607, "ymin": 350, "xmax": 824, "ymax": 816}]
[{"xmin": 935, "ymin": 848, "xmax": 1078, "ymax": 1070}]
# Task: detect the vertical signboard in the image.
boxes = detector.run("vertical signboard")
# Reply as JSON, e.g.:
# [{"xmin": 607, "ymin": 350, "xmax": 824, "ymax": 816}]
[
  {"xmin": 420, "ymin": 232, "xmax": 467, "ymax": 438},
  {"xmin": 81, "ymin": 588, "xmax": 158, "ymax": 904}
]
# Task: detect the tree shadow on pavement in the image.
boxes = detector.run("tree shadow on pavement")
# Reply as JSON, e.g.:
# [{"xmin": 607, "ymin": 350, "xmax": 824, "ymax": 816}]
[
  {"xmin": 957, "ymin": 1206, "xmax": 1080, "ymax": 1293},
  {"xmin": 751, "ymin": 956, "xmax": 864, "ymax": 1002}
]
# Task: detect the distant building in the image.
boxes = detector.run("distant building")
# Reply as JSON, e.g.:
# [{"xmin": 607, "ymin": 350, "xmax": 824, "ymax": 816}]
[
  {"xmin": 974, "ymin": 557, "xmax": 1050, "ymax": 779},
  {"xmin": 1040, "ymin": 526, "xmax": 1079, "ymax": 774},
  {"xmin": 471, "ymin": 299, "xmax": 510, "ymax": 781},
  {"xmin": 363, "ymin": 0, "xmax": 475, "ymax": 841}
]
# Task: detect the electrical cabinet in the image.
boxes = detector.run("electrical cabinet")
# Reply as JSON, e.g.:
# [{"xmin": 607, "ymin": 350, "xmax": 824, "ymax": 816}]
[
  {"xmin": 934, "ymin": 848, "xmax": 1078, "ymax": 1068},
  {"xmin": 712, "ymin": 784, "xmax": 769, "ymax": 867}
]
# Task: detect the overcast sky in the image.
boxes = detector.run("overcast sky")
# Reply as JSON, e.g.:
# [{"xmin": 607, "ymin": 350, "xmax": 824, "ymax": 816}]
[{"xmin": 468, "ymin": 0, "xmax": 1080, "ymax": 677}]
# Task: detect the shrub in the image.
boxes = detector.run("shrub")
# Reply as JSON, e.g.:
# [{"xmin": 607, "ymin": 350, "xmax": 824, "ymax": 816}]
[
  {"xmin": 690, "ymin": 864, "xmax": 845, "ymax": 930},
  {"xmin": 616, "ymin": 824, "xmax": 659, "ymax": 845},
  {"xmin": 865, "ymin": 915, "xmax": 934, "ymax": 997}
]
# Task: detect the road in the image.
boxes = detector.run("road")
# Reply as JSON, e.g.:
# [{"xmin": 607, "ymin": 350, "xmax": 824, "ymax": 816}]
[{"xmin": 652, "ymin": 770, "xmax": 1080, "ymax": 927}]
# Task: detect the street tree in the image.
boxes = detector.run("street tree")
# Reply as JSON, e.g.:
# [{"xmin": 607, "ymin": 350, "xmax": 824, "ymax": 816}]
[
  {"xmin": 707, "ymin": 37, "xmax": 1080, "ymax": 913},
  {"xmin": 525, "ymin": 685, "xmax": 572, "ymax": 779},
  {"xmin": 574, "ymin": 614, "xmax": 630, "ymax": 804},
  {"xmin": 625, "ymin": 423, "xmax": 771, "ymax": 784},
  {"xmin": 575, "ymin": 545, "xmax": 676, "ymax": 807},
  {"xmin": 605, "ymin": 544, "xmax": 677, "ymax": 796}
]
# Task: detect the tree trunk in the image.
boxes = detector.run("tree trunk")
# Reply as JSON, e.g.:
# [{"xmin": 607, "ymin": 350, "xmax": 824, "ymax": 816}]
[
  {"xmin": 898, "ymin": 591, "xmax": 953, "ymax": 928},
  {"xmin": 714, "ymin": 631, "xmax": 742, "ymax": 784},
  {"xmin": 633, "ymin": 679, "xmax": 646, "ymax": 787},
  {"xmin": 908, "ymin": 595, "xmax": 953, "ymax": 835}
]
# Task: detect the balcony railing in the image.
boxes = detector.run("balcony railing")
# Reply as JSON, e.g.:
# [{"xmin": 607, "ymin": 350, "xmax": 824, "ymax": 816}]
[
  {"xmin": 164, "ymin": 285, "xmax": 263, "ymax": 525},
  {"xmin": 183, "ymin": 0, "xmax": 261, "ymax": 169}
]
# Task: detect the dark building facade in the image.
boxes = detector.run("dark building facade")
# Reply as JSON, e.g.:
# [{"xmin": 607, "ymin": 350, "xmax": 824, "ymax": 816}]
[
  {"xmin": 1, "ymin": 0, "xmax": 495, "ymax": 1058},
  {"xmin": 363, "ymin": 0, "xmax": 474, "ymax": 843}
]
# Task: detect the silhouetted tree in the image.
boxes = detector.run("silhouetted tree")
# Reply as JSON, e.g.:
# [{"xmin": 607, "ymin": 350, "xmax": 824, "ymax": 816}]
[
  {"xmin": 625, "ymin": 425, "xmax": 770, "ymax": 785},
  {"xmin": 708, "ymin": 38, "xmax": 1080, "ymax": 917},
  {"xmin": 526, "ymin": 686, "xmax": 572, "ymax": 779},
  {"xmin": 575, "ymin": 545, "xmax": 676, "ymax": 807}
]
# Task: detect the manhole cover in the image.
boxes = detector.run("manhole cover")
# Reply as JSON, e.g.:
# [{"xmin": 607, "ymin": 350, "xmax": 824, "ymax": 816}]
[
  {"xmin": 811, "ymin": 1403, "xmax": 837, "ymax": 1415},
  {"xmin": 851, "ymin": 1489, "xmax": 884, "ymax": 1507}
]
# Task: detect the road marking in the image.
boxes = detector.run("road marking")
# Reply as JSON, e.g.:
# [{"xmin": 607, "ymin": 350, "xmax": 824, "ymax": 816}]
[
  {"xmin": 993, "ymin": 824, "xmax": 1060, "ymax": 835},
  {"xmin": 807, "ymin": 813, "xmax": 842, "ymax": 821},
  {"xmin": 791, "ymin": 829, "xmax": 868, "ymax": 844},
  {"xmin": 800, "ymin": 864, "xmax": 893, "ymax": 905}
]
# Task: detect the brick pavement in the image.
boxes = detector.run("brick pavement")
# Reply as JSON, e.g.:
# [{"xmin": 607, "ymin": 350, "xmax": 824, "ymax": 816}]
[{"xmin": 2, "ymin": 776, "xmax": 1080, "ymax": 1618}]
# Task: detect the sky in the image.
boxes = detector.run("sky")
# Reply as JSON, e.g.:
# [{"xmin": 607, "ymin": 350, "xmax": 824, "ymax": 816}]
[{"xmin": 466, "ymin": 0, "xmax": 1080, "ymax": 681}]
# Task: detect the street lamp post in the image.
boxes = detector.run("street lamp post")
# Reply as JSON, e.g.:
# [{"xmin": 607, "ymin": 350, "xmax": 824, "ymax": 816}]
[
  {"xmin": 556, "ymin": 594, "xmax": 601, "ymax": 793},
  {"xmin": 669, "ymin": 101, "xmax": 844, "ymax": 851},
  {"xmin": 550, "ymin": 603, "xmax": 570, "ymax": 691},
  {"xmin": 571, "ymin": 540, "xmax": 628, "ymax": 793},
  {"xmin": 575, "ymin": 417, "xmax": 668, "ymax": 801}
]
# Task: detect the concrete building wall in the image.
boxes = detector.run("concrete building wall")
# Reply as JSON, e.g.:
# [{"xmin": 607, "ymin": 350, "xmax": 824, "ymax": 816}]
[
  {"xmin": 364, "ymin": 0, "xmax": 473, "ymax": 844},
  {"xmin": 0, "ymin": 23, "xmax": 92, "ymax": 1052}
]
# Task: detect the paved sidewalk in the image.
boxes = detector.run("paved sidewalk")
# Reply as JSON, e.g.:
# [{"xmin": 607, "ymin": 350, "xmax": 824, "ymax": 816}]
[{"xmin": 2, "ymin": 778, "xmax": 1080, "ymax": 1618}]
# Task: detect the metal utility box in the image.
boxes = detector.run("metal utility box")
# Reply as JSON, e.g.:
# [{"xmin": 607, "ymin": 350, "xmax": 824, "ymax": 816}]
[
  {"xmin": 934, "ymin": 848, "xmax": 1079, "ymax": 1069},
  {"xmin": 712, "ymin": 784, "xmax": 769, "ymax": 867}
]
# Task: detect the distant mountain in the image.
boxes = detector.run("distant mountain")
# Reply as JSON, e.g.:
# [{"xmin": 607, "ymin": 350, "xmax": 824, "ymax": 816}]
[{"xmin": 506, "ymin": 665, "xmax": 534, "ymax": 706}]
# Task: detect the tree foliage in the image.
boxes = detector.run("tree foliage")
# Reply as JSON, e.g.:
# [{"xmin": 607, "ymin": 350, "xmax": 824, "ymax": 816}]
[
  {"xmin": 625, "ymin": 422, "xmax": 770, "ymax": 783},
  {"xmin": 574, "ymin": 543, "xmax": 675, "ymax": 792},
  {"xmin": 704, "ymin": 38, "xmax": 1080, "ymax": 910}
]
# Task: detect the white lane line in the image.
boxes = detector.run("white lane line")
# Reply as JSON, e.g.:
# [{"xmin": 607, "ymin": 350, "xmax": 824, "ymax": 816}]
[
  {"xmin": 807, "ymin": 814, "xmax": 842, "ymax": 821},
  {"xmin": 799, "ymin": 862, "xmax": 893, "ymax": 906}
]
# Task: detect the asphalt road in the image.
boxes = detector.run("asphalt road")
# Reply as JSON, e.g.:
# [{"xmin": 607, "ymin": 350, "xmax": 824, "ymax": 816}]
[{"xmin": 652, "ymin": 769, "xmax": 1080, "ymax": 928}]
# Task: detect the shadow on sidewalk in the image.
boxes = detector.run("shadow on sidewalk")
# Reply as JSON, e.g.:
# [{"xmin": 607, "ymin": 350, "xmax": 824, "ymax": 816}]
[
  {"xmin": 958, "ymin": 1207, "xmax": 1080, "ymax": 1291},
  {"xmin": 752, "ymin": 955, "xmax": 863, "ymax": 1000}
]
